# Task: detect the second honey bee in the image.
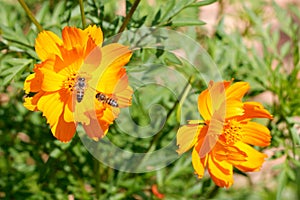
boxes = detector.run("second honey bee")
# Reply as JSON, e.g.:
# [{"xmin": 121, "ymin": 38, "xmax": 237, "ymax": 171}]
[{"xmin": 95, "ymin": 92, "xmax": 118, "ymax": 107}]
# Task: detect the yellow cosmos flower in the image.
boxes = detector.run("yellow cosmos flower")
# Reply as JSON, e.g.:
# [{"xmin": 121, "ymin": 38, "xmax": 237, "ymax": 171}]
[
  {"xmin": 24, "ymin": 25, "xmax": 133, "ymax": 142},
  {"xmin": 176, "ymin": 80, "xmax": 272, "ymax": 188}
]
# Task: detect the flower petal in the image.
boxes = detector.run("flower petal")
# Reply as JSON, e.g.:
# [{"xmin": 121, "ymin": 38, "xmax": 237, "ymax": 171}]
[
  {"xmin": 96, "ymin": 67, "xmax": 127, "ymax": 94},
  {"xmin": 199, "ymin": 111, "xmax": 224, "ymax": 158},
  {"xmin": 101, "ymin": 106, "xmax": 119, "ymax": 124},
  {"xmin": 225, "ymin": 99, "xmax": 244, "ymax": 118},
  {"xmin": 241, "ymin": 121, "xmax": 271, "ymax": 147},
  {"xmin": 81, "ymin": 46, "xmax": 102, "ymax": 74},
  {"xmin": 198, "ymin": 89, "xmax": 212, "ymax": 120},
  {"xmin": 177, "ymin": 124, "xmax": 203, "ymax": 155},
  {"xmin": 37, "ymin": 92, "xmax": 64, "ymax": 127},
  {"xmin": 84, "ymin": 25, "xmax": 103, "ymax": 46},
  {"xmin": 62, "ymin": 26, "xmax": 88, "ymax": 51},
  {"xmin": 192, "ymin": 146, "xmax": 206, "ymax": 178},
  {"xmin": 23, "ymin": 91, "xmax": 44, "ymax": 111},
  {"xmin": 214, "ymin": 143, "xmax": 247, "ymax": 165},
  {"xmin": 207, "ymin": 155, "xmax": 234, "ymax": 188},
  {"xmin": 51, "ymin": 114, "xmax": 76, "ymax": 142},
  {"xmin": 40, "ymin": 68, "xmax": 66, "ymax": 92},
  {"xmin": 97, "ymin": 43, "xmax": 132, "ymax": 74},
  {"xmin": 226, "ymin": 82, "xmax": 249, "ymax": 100},
  {"xmin": 64, "ymin": 102, "xmax": 74, "ymax": 123},
  {"xmin": 234, "ymin": 142, "xmax": 267, "ymax": 172},
  {"xmin": 82, "ymin": 116, "xmax": 109, "ymax": 140},
  {"xmin": 35, "ymin": 31, "xmax": 63, "ymax": 61},
  {"xmin": 24, "ymin": 73, "xmax": 42, "ymax": 93},
  {"xmin": 94, "ymin": 44, "xmax": 132, "ymax": 94},
  {"xmin": 241, "ymin": 102, "xmax": 273, "ymax": 119},
  {"xmin": 198, "ymin": 81, "xmax": 230, "ymax": 120}
]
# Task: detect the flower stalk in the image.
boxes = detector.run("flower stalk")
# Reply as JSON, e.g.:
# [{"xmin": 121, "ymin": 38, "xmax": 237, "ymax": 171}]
[
  {"xmin": 18, "ymin": 0, "xmax": 43, "ymax": 32},
  {"xmin": 78, "ymin": 0, "xmax": 87, "ymax": 28}
]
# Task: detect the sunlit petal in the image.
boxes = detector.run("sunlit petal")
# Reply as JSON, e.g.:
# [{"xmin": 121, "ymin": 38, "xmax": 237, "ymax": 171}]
[
  {"xmin": 240, "ymin": 102, "xmax": 273, "ymax": 119},
  {"xmin": 208, "ymin": 155, "xmax": 233, "ymax": 188},
  {"xmin": 199, "ymin": 110, "xmax": 224, "ymax": 158},
  {"xmin": 198, "ymin": 89, "xmax": 212, "ymax": 120},
  {"xmin": 96, "ymin": 43, "xmax": 132, "ymax": 75},
  {"xmin": 192, "ymin": 146, "xmax": 206, "ymax": 178},
  {"xmin": 37, "ymin": 92, "xmax": 64, "ymax": 127},
  {"xmin": 177, "ymin": 124, "xmax": 202, "ymax": 155},
  {"xmin": 23, "ymin": 91, "xmax": 44, "ymax": 111},
  {"xmin": 214, "ymin": 143, "xmax": 247, "ymax": 165},
  {"xmin": 62, "ymin": 26, "xmax": 88, "ymax": 51},
  {"xmin": 51, "ymin": 114, "xmax": 76, "ymax": 142},
  {"xmin": 225, "ymin": 99, "xmax": 244, "ymax": 118},
  {"xmin": 234, "ymin": 142, "xmax": 267, "ymax": 172},
  {"xmin": 241, "ymin": 121, "xmax": 271, "ymax": 147},
  {"xmin": 64, "ymin": 102, "xmax": 74, "ymax": 123},
  {"xmin": 35, "ymin": 31, "xmax": 63, "ymax": 61},
  {"xmin": 40, "ymin": 68, "xmax": 65, "ymax": 92},
  {"xmin": 226, "ymin": 82, "xmax": 249, "ymax": 100},
  {"xmin": 24, "ymin": 73, "xmax": 41, "ymax": 93},
  {"xmin": 83, "ymin": 118, "xmax": 109, "ymax": 140},
  {"xmin": 84, "ymin": 25, "xmax": 103, "ymax": 46}
]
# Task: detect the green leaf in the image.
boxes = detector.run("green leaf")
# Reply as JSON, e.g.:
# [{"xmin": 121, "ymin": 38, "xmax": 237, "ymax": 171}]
[
  {"xmin": 276, "ymin": 170, "xmax": 287, "ymax": 200},
  {"xmin": 49, "ymin": 148, "xmax": 62, "ymax": 159},
  {"xmin": 188, "ymin": 0, "xmax": 218, "ymax": 7},
  {"xmin": 0, "ymin": 25, "xmax": 33, "ymax": 47},
  {"xmin": 171, "ymin": 19, "xmax": 206, "ymax": 27},
  {"xmin": 152, "ymin": 9, "xmax": 162, "ymax": 26},
  {"xmin": 286, "ymin": 166, "xmax": 296, "ymax": 181},
  {"xmin": 280, "ymin": 41, "xmax": 291, "ymax": 58},
  {"xmin": 0, "ymin": 58, "xmax": 33, "ymax": 86},
  {"xmin": 272, "ymin": 1, "xmax": 293, "ymax": 38},
  {"xmin": 160, "ymin": 0, "xmax": 194, "ymax": 23},
  {"xmin": 0, "ymin": 41, "xmax": 8, "ymax": 51}
]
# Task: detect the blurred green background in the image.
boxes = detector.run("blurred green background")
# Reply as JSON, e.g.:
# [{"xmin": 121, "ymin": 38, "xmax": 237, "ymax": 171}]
[{"xmin": 1, "ymin": 0, "xmax": 300, "ymax": 199}]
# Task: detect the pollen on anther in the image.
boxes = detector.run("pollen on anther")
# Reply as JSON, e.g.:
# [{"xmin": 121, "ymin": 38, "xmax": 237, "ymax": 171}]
[{"xmin": 223, "ymin": 120, "xmax": 243, "ymax": 145}]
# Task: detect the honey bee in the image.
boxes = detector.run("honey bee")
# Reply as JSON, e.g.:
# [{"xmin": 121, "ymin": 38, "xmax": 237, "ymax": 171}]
[
  {"xmin": 75, "ymin": 77, "xmax": 86, "ymax": 103},
  {"xmin": 95, "ymin": 92, "xmax": 119, "ymax": 107}
]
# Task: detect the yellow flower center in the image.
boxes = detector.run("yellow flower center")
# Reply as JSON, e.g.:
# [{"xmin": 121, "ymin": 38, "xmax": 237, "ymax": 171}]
[
  {"xmin": 222, "ymin": 119, "xmax": 243, "ymax": 145},
  {"xmin": 63, "ymin": 72, "xmax": 77, "ymax": 93}
]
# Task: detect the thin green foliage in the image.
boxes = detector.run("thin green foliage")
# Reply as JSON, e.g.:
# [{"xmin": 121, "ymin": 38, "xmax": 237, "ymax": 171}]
[{"xmin": 0, "ymin": 0, "xmax": 299, "ymax": 199}]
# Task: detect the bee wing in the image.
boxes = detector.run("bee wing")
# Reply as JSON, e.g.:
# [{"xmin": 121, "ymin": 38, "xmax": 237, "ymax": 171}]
[{"xmin": 111, "ymin": 74, "xmax": 133, "ymax": 108}]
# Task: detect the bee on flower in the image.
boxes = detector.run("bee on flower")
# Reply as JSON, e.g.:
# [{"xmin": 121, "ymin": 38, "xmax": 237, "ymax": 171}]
[
  {"xmin": 23, "ymin": 25, "xmax": 133, "ymax": 142},
  {"xmin": 176, "ymin": 80, "xmax": 272, "ymax": 188}
]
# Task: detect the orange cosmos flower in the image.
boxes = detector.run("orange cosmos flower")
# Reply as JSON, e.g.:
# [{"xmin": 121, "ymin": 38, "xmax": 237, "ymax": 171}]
[
  {"xmin": 23, "ymin": 25, "xmax": 133, "ymax": 142},
  {"xmin": 176, "ymin": 80, "xmax": 272, "ymax": 188},
  {"xmin": 151, "ymin": 184, "xmax": 165, "ymax": 199}
]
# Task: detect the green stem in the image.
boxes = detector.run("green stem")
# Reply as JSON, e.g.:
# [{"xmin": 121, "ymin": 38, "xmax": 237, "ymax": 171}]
[
  {"xmin": 146, "ymin": 76, "xmax": 193, "ymax": 152},
  {"xmin": 18, "ymin": 0, "xmax": 43, "ymax": 32},
  {"xmin": 206, "ymin": 184, "xmax": 219, "ymax": 199},
  {"xmin": 79, "ymin": 0, "xmax": 87, "ymax": 28},
  {"xmin": 112, "ymin": 0, "xmax": 141, "ymax": 43},
  {"xmin": 94, "ymin": 157, "xmax": 101, "ymax": 198},
  {"xmin": 132, "ymin": 76, "xmax": 194, "ymax": 172},
  {"xmin": 117, "ymin": 0, "xmax": 141, "ymax": 34}
]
